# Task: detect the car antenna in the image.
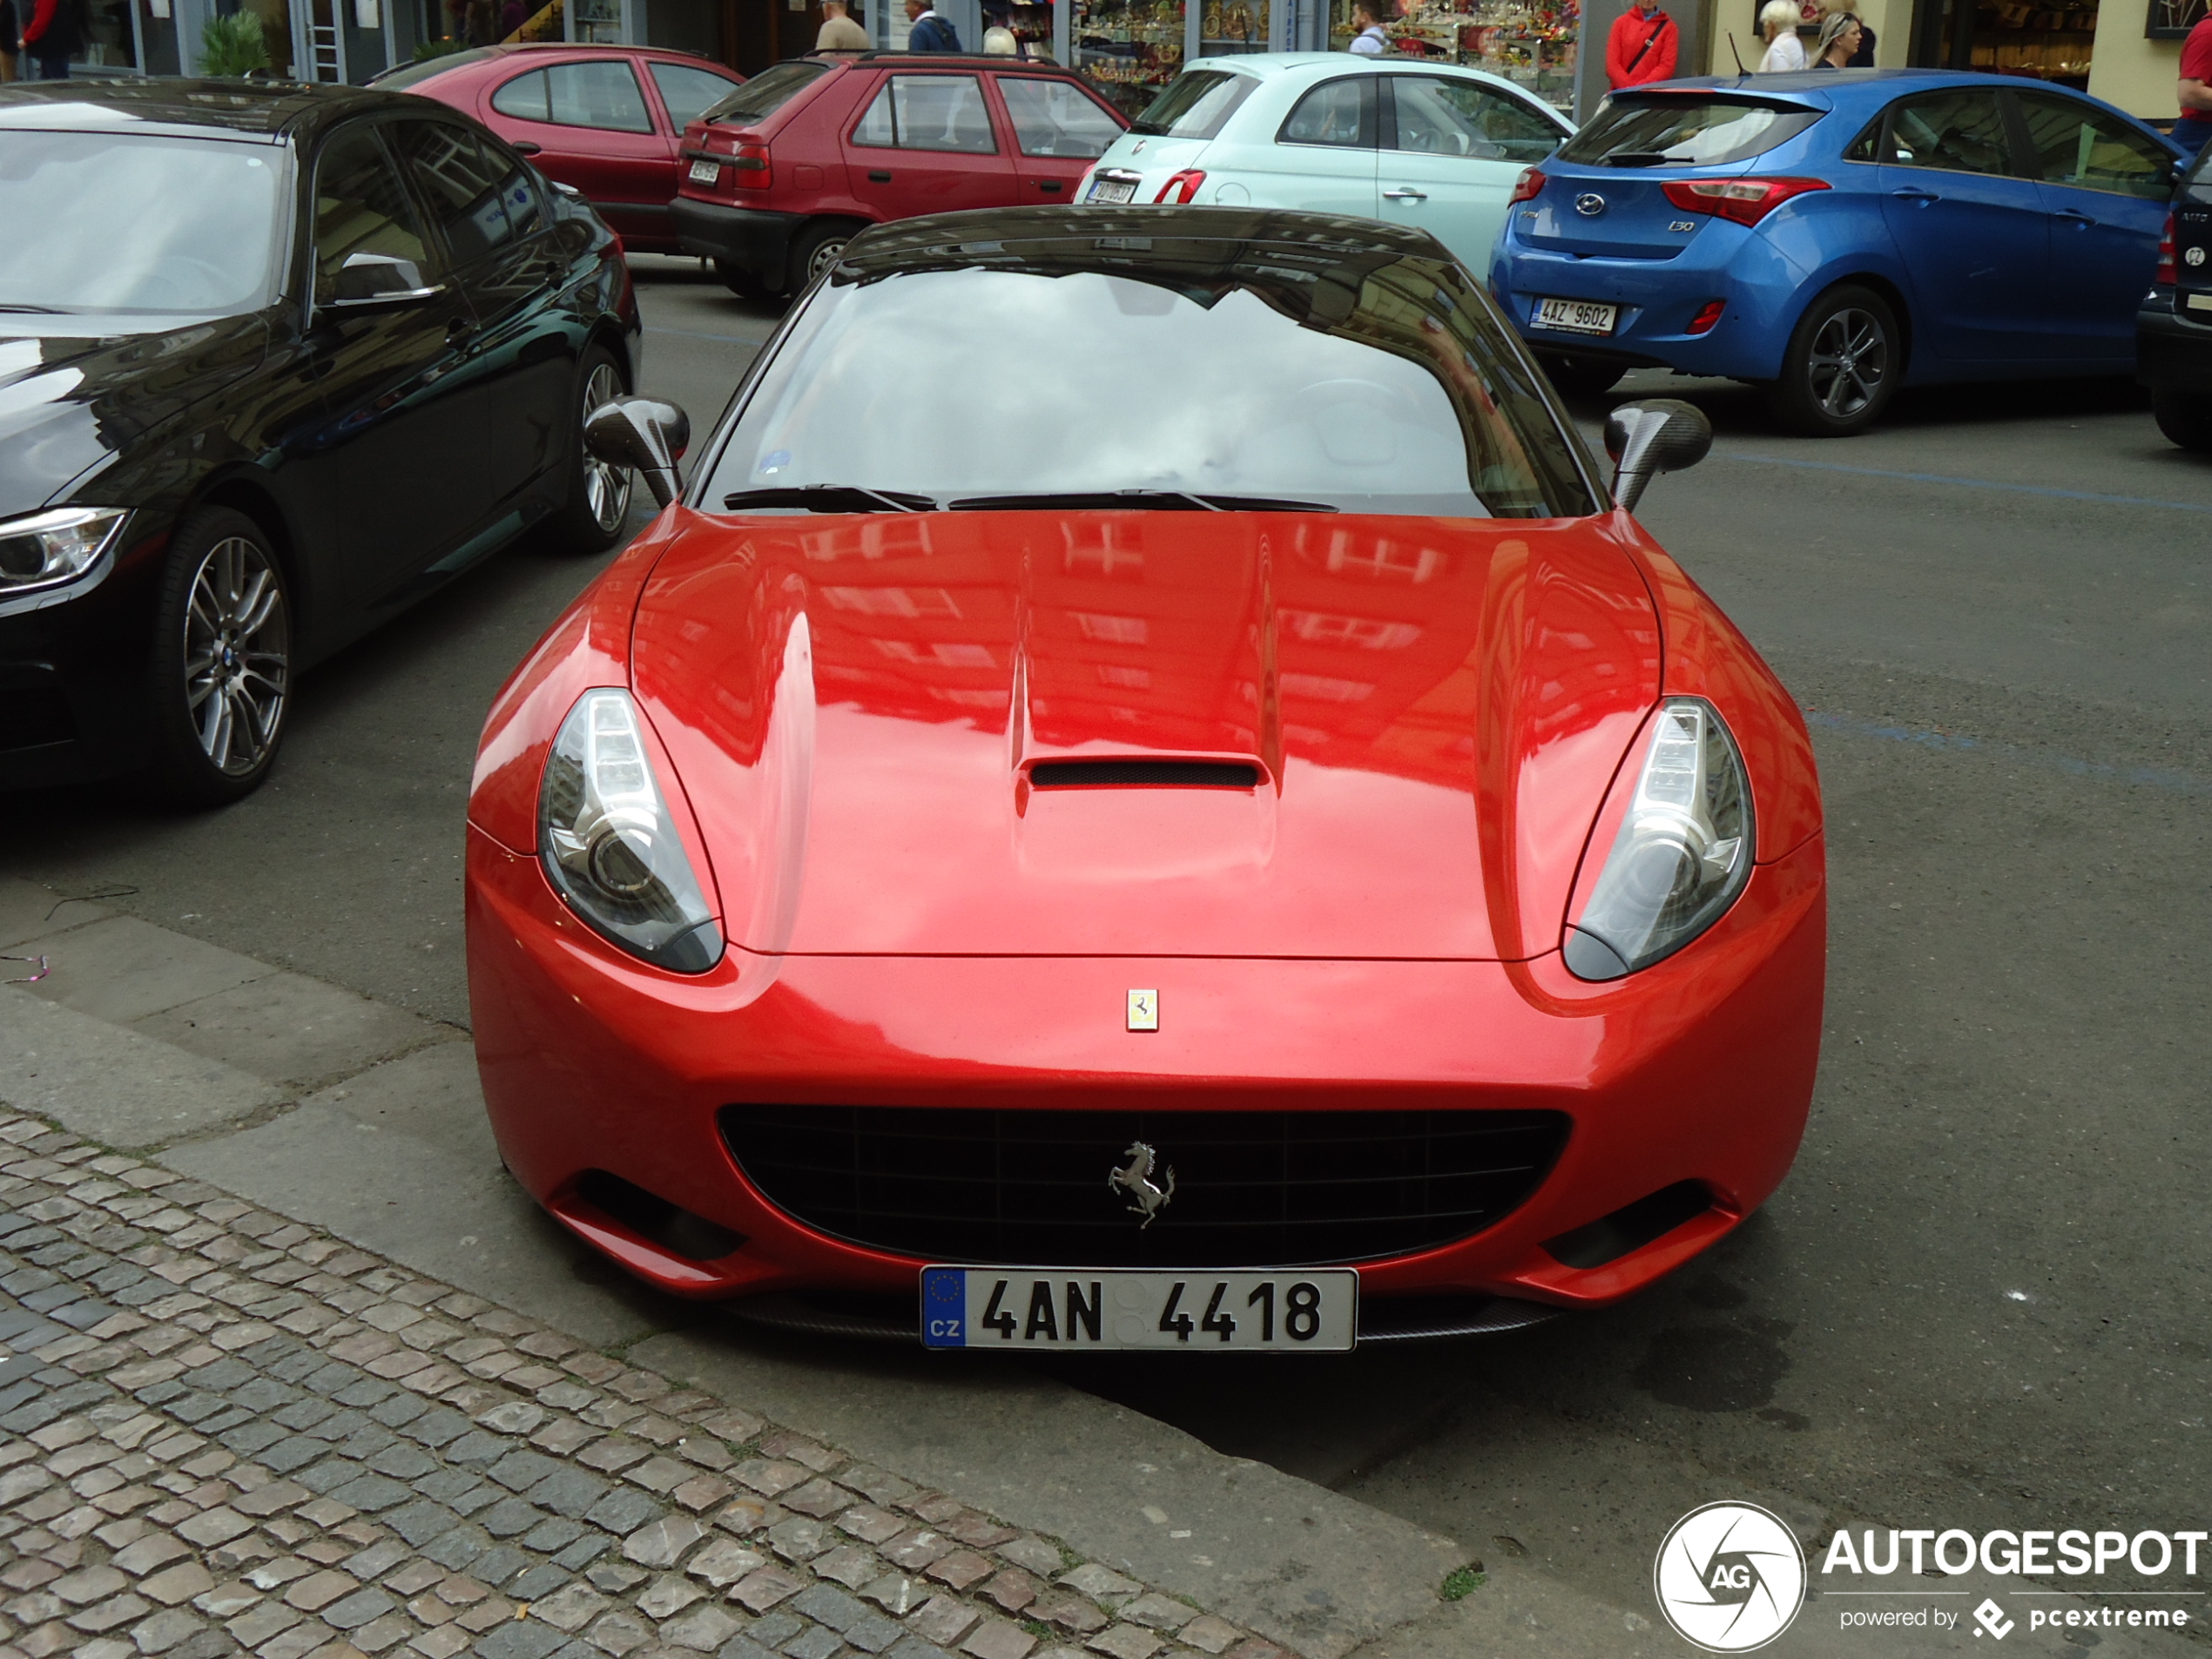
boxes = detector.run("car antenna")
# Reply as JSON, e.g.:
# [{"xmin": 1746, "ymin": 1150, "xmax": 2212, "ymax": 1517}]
[{"xmin": 1726, "ymin": 30, "xmax": 1749, "ymax": 78}]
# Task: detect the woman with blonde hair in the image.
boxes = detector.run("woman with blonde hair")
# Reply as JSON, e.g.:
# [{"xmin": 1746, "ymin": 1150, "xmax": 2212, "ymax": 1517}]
[
  {"xmin": 1757, "ymin": 0, "xmax": 1805, "ymax": 70},
  {"xmin": 1820, "ymin": 0, "xmax": 1874, "ymax": 64}
]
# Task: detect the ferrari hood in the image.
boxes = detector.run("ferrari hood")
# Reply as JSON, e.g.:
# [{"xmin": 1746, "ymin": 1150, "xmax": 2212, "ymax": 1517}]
[{"xmin": 631, "ymin": 510, "xmax": 1661, "ymax": 961}]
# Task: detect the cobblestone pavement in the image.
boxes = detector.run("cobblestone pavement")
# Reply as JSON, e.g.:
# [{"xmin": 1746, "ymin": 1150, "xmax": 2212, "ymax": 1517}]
[{"xmin": 0, "ymin": 1112, "xmax": 1294, "ymax": 1659}]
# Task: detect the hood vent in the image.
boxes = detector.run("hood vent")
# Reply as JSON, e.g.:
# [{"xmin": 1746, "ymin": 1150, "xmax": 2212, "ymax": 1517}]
[{"xmin": 1028, "ymin": 759, "xmax": 1261, "ymax": 789}]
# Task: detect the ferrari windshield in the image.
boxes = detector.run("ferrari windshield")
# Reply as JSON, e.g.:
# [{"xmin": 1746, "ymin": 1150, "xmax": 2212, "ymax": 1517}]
[
  {"xmin": 705, "ymin": 247, "xmax": 1595, "ymax": 517},
  {"xmin": 0, "ymin": 132, "xmax": 284, "ymax": 314}
]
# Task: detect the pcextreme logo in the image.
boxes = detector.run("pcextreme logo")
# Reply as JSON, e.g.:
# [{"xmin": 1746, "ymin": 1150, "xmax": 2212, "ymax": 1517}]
[{"xmin": 1654, "ymin": 1501, "xmax": 1810, "ymax": 1652}]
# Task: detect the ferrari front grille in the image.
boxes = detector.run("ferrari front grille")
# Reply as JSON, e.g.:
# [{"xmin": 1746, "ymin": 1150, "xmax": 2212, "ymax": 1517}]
[{"xmin": 717, "ymin": 1106, "xmax": 1570, "ymax": 1269}]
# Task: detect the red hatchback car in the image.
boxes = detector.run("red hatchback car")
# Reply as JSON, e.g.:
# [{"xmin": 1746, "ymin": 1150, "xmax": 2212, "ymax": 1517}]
[
  {"xmin": 465, "ymin": 208, "xmax": 1826, "ymax": 1349},
  {"xmin": 671, "ymin": 53, "xmax": 1128, "ymax": 299},
  {"xmin": 378, "ymin": 44, "xmax": 745, "ymax": 253}
]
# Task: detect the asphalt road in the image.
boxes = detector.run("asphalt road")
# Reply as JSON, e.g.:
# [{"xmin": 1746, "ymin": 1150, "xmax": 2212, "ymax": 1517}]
[{"xmin": 11, "ymin": 256, "xmax": 2209, "ymax": 1628}]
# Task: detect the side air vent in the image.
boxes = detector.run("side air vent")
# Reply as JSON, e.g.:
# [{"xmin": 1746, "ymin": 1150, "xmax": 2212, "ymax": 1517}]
[
  {"xmin": 1029, "ymin": 759, "xmax": 1261, "ymax": 789},
  {"xmin": 1541, "ymin": 1180, "xmax": 1710, "ymax": 1269}
]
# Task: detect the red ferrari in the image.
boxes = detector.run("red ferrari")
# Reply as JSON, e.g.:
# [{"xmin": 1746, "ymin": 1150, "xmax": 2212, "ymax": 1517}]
[{"xmin": 465, "ymin": 207, "xmax": 1825, "ymax": 1348}]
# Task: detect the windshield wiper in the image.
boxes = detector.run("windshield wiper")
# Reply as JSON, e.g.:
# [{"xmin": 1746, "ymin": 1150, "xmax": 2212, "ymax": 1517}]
[
  {"xmin": 949, "ymin": 489, "xmax": 1336, "ymax": 513},
  {"xmin": 721, "ymin": 485, "xmax": 936, "ymax": 513},
  {"xmin": 1602, "ymin": 152, "xmax": 1676, "ymax": 167}
]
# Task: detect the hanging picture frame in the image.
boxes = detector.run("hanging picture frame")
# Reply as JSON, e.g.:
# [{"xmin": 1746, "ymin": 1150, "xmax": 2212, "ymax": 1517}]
[{"xmin": 2148, "ymin": 0, "xmax": 2205, "ymax": 37}]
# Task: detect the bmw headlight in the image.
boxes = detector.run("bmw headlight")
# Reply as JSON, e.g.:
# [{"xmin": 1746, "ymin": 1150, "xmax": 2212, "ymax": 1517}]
[
  {"xmin": 1564, "ymin": 698, "xmax": 1753, "ymax": 981},
  {"xmin": 539, "ymin": 688, "xmax": 722, "ymax": 974},
  {"xmin": 0, "ymin": 508, "xmax": 128, "ymax": 595}
]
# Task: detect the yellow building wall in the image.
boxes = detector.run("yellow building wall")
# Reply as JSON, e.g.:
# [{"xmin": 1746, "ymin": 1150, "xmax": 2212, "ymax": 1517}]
[{"xmin": 2087, "ymin": 3, "xmax": 2181, "ymax": 119}]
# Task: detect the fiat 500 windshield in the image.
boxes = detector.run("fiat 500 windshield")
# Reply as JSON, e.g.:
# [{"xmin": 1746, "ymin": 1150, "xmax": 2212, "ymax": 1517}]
[{"xmin": 704, "ymin": 253, "xmax": 1595, "ymax": 518}]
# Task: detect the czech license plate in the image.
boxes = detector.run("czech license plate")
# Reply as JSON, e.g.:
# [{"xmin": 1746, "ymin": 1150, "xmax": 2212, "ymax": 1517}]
[
  {"xmin": 687, "ymin": 158, "xmax": 720, "ymax": 185},
  {"xmin": 2186, "ymin": 292, "xmax": 2212, "ymax": 314},
  {"xmin": 1534, "ymin": 296, "xmax": 1618, "ymax": 335},
  {"xmin": 921, "ymin": 1267, "xmax": 1357, "ymax": 1352},
  {"xmin": 1087, "ymin": 177, "xmax": 1137, "ymax": 205}
]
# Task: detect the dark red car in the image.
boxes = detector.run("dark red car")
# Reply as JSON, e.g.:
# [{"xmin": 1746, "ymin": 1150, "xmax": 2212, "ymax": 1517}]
[
  {"xmin": 671, "ymin": 53, "xmax": 1128, "ymax": 299},
  {"xmin": 376, "ymin": 44, "xmax": 744, "ymax": 253}
]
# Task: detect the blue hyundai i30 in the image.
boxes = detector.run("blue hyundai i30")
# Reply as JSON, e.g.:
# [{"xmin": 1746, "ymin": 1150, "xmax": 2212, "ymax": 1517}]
[{"xmin": 1490, "ymin": 70, "xmax": 2182, "ymax": 435}]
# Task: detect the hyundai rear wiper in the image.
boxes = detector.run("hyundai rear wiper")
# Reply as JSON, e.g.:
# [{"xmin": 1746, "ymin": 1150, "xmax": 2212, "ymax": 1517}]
[
  {"xmin": 948, "ymin": 489, "xmax": 1336, "ymax": 512},
  {"xmin": 1602, "ymin": 152, "xmax": 1674, "ymax": 167},
  {"xmin": 720, "ymin": 485, "xmax": 937, "ymax": 513}
]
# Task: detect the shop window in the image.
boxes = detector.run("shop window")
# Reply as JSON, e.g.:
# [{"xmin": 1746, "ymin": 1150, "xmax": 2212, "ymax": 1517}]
[
  {"xmin": 1000, "ymin": 77, "xmax": 1125, "ymax": 158},
  {"xmin": 853, "ymin": 75, "xmax": 999, "ymax": 153},
  {"xmin": 492, "ymin": 61, "xmax": 655, "ymax": 132},
  {"xmin": 314, "ymin": 127, "xmax": 437, "ymax": 305},
  {"xmin": 2014, "ymin": 94, "xmax": 2172, "ymax": 199},
  {"xmin": 1878, "ymin": 90, "xmax": 2012, "ymax": 175},
  {"xmin": 1387, "ymin": 77, "xmax": 1556, "ymax": 161},
  {"xmin": 1280, "ymin": 78, "xmax": 1373, "ymax": 148},
  {"xmin": 390, "ymin": 120, "xmax": 516, "ymax": 263},
  {"xmin": 651, "ymin": 62, "xmax": 743, "ymax": 127}
]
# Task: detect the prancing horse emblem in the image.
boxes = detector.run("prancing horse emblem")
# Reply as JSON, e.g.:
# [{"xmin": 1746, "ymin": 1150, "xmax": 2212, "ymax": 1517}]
[{"xmin": 1109, "ymin": 1143, "xmax": 1175, "ymax": 1228}]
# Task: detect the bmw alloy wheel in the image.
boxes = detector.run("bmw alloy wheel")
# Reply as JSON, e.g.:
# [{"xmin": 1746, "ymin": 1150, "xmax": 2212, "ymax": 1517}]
[
  {"xmin": 1805, "ymin": 306, "xmax": 1888, "ymax": 421},
  {"xmin": 581, "ymin": 359, "xmax": 633, "ymax": 536},
  {"xmin": 182, "ymin": 535, "xmax": 289, "ymax": 778}
]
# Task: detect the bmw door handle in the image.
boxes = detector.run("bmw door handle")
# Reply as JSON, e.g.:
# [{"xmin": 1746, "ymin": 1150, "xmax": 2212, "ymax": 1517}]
[{"xmin": 1383, "ymin": 187, "xmax": 1428, "ymax": 201}]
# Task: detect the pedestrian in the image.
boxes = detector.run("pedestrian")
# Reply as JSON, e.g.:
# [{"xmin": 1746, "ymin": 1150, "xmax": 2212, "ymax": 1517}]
[
  {"xmin": 2174, "ymin": 4, "xmax": 2212, "ymax": 159},
  {"xmin": 903, "ymin": 0, "xmax": 961, "ymax": 51},
  {"xmin": 816, "ymin": 0, "xmax": 868, "ymax": 49},
  {"xmin": 1605, "ymin": 0, "xmax": 1675, "ymax": 88},
  {"xmin": 981, "ymin": 22, "xmax": 1015, "ymax": 50},
  {"xmin": 1821, "ymin": 0, "xmax": 1874, "ymax": 64},
  {"xmin": 1809, "ymin": 8, "xmax": 1858, "ymax": 69},
  {"xmin": 0, "ymin": 0, "xmax": 18, "ymax": 82},
  {"xmin": 1755, "ymin": 0, "xmax": 1803, "ymax": 71},
  {"xmin": 1347, "ymin": 0, "xmax": 1390, "ymax": 54},
  {"xmin": 18, "ymin": 0, "xmax": 80, "ymax": 78}
]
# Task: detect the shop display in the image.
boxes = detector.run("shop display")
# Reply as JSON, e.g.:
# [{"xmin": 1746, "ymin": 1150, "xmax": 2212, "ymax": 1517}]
[
  {"xmin": 1329, "ymin": 0, "xmax": 1578, "ymax": 111},
  {"xmin": 996, "ymin": 0, "xmax": 1058, "ymax": 59},
  {"xmin": 1198, "ymin": 0, "xmax": 1269, "ymax": 53},
  {"xmin": 1073, "ymin": 0, "xmax": 1185, "ymax": 114},
  {"xmin": 1962, "ymin": 0, "xmax": 2094, "ymax": 86}
]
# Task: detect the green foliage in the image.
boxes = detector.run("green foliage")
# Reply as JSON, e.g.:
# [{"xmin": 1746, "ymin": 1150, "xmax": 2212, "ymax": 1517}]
[
  {"xmin": 1440, "ymin": 1565, "xmax": 1487, "ymax": 1602},
  {"xmin": 199, "ymin": 10, "xmax": 270, "ymax": 78},
  {"xmin": 412, "ymin": 34, "xmax": 470, "ymax": 60}
]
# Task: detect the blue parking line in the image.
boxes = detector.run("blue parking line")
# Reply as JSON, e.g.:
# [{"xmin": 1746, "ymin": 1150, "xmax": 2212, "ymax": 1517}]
[
  {"xmin": 1720, "ymin": 451, "xmax": 2212, "ymax": 516},
  {"xmin": 1802, "ymin": 709, "xmax": 2212, "ymax": 799}
]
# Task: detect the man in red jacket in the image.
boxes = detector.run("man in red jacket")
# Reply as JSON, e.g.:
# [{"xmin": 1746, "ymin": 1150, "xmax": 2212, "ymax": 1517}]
[
  {"xmin": 19, "ymin": 0, "xmax": 80, "ymax": 78},
  {"xmin": 1606, "ymin": 0, "xmax": 1676, "ymax": 87}
]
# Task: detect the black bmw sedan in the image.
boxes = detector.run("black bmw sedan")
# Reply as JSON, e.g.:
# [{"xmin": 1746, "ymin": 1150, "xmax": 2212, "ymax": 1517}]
[
  {"xmin": 2140, "ymin": 145, "xmax": 2212, "ymax": 454},
  {"xmin": 1, "ymin": 79, "xmax": 641, "ymax": 804}
]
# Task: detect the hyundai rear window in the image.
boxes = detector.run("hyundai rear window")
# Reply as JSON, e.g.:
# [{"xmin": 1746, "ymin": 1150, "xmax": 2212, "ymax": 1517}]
[
  {"xmin": 698, "ymin": 60, "xmax": 828, "ymax": 125},
  {"xmin": 1130, "ymin": 71, "xmax": 1255, "ymax": 138},
  {"xmin": 1559, "ymin": 96, "xmax": 1822, "ymax": 167}
]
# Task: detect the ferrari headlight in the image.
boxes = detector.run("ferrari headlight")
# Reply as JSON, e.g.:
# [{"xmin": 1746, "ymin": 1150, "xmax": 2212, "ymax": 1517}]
[
  {"xmin": 1564, "ymin": 698, "xmax": 1753, "ymax": 981},
  {"xmin": 539, "ymin": 688, "xmax": 722, "ymax": 974},
  {"xmin": 0, "ymin": 508, "xmax": 128, "ymax": 594}
]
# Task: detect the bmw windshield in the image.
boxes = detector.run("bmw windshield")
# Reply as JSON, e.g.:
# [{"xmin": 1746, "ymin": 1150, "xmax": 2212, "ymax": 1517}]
[
  {"xmin": 703, "ymin": 233, "xmax": 1598, "ymax": 518},
  {"xmin": 0, "ymin": 132, "xmax": 286, "ymax": 314}
]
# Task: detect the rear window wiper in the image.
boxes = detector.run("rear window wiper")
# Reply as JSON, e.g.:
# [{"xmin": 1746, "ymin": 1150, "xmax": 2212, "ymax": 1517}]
[
  {"xmin": 720, "ymin": 485, "xmax": 937, "ymax": 513},
  {"xmin": 1601, "ymin": 152, "xmax": 1675, "ymax": 167},
  {"xmin": 948, "ymin": 489, "xmax": 1336, "ymax": 512}
]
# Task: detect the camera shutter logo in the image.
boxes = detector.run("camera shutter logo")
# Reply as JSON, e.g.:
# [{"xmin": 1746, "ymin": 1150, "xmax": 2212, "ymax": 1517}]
[{"xmin": 1653, "ymin": 1501, "xmax": 1806, "ymax": 1652}]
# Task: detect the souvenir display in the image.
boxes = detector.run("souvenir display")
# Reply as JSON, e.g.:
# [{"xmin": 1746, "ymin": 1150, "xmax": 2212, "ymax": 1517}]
[
  {"xmin": 1964, "ymin": 0, "xmax": 2094, "ymax": 85},
  {"xmin": 1073, "ymin": 0, "xmax": 1188, "ymax": 114},
  {"xmin": 1327, "ymin": 0, "xmax": 1577, "ymax": 110},
  {"xmin": 1198, "ymin": 0, "xmax": 1268, "ymax": 53}
]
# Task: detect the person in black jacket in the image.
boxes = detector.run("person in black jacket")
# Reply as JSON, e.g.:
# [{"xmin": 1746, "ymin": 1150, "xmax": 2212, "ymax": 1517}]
[
  {"xmin": 20, "ymin": 0, "xmax": 83, "ymax": 76},
  {"xmin": 1, "ymin": 0, "xmax": 21, "ymax": 82}
]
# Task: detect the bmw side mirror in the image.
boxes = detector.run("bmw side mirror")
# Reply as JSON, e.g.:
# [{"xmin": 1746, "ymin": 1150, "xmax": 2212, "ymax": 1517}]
[
  {"xmin": 328, "ymin": 252, "xmax": 441, "ymax": 309},
  {"xmin": 1605, "ymin": 398, "xmax": 1712, "ymax": 513},
  {"xmin": 586, "ymin": 396, "xmax": 691, "ymax": 509}
]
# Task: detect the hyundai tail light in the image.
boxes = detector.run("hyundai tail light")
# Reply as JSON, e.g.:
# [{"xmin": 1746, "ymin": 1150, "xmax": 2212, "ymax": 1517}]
[
  {"xmin": 2155, "ymin": 212, "xmax": 2177, "ymax": 287},
  {"xmin": 1687, "ymin": 300, "xmax": 1724, "ymax": 335},
  {"xmin": 1660, "ymin": 176, "xmax": 1829, "ymax": 227},
  {"xmin": 1154, "ymin": 170, "xmax": 1206, "ymax": 204},
  {"xmin": 1509, "ymin": 167, "xmax": 1546, "ymax": 205}
]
